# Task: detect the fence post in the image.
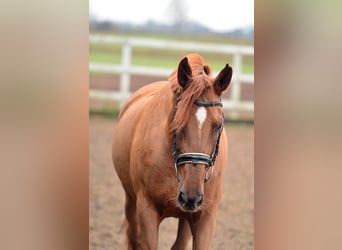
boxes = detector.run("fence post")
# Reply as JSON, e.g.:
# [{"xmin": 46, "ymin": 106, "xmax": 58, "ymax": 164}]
[
  {"xmin": 231, "ymin": 52, "xmax": 242, "ymax": 119},
  {"xmin": 120, "ymin": 40, "xmax": 131, "ymax": 105}
]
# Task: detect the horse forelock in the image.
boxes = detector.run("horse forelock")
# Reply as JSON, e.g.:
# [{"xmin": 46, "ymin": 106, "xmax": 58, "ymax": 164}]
[{"xmin": 169, "ymin": 54, "xmax": 213, "ymax": 132}]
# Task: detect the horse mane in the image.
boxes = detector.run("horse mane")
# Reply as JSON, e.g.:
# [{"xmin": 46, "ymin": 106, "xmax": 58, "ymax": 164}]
[{"xmin": 169, "ymin": 54, "xmax": 212, "ymax": 132}]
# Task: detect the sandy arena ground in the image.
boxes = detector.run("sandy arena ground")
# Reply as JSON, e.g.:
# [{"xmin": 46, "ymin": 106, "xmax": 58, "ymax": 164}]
[{"xmin": 90, "ymin": 117, "xmax": 253, "ymax": 250}]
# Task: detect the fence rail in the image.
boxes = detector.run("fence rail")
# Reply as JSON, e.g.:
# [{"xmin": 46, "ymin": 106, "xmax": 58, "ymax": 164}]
[{"xmin": 89, "ymin": 35, "xmax": 254, "ymax": 119}]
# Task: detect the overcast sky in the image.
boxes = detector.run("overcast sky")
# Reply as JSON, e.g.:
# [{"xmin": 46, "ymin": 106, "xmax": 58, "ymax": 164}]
[{"xmin": 90, "ymin": 0, "xmax": 254, "ymax": 32}]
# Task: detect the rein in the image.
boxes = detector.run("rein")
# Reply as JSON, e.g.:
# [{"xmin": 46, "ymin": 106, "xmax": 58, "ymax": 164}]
[{"xmin": 172, "ymin": 98, "xmax": 224, "ymax": 182}]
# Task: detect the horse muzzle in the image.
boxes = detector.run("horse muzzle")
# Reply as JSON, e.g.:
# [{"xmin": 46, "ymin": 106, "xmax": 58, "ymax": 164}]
[{"xmin": 177, "ymin": 191, "xmax": 204, "ymax": 211}]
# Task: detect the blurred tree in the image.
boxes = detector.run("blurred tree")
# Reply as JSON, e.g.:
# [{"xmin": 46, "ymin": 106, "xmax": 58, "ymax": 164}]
[{"xmin": 166, "ymin": 0, "xmax": 189, "ymax": 31}]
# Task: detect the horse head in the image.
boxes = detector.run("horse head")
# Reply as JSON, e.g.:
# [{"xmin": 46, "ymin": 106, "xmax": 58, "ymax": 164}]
[{"xmin": 171, "ymin": 54, "xmax": 233, "ymax": 212}]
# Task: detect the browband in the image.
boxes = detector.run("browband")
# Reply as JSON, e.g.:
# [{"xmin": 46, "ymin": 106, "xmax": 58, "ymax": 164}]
[{"xmin": 194, "ymin": 100, "xmax": 223, "ymax": 107}]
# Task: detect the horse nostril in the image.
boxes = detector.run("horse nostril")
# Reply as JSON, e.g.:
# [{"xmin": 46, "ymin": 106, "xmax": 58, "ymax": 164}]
[
  {"xmin": 178, "ymin": 191, "xmax": 185, "ymax": 204},
  {"xmin": 196, "ymin": 194, "xmax": 204, "ymax": 206}
]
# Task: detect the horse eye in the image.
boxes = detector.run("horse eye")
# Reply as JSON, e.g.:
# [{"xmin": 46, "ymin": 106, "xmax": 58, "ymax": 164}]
[{"xmin": 214, "ymin": 123, "xmax": 223, "ymax": 132}]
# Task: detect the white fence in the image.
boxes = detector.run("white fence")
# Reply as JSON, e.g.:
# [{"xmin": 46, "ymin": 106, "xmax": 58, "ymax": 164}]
[{"xmin": 89, "ymin": 35, "xmax": 254, "ymax": 119}]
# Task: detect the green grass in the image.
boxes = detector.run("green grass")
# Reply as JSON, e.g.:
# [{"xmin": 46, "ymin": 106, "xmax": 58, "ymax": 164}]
[
  {"xmin": 90, "ymin": 31, "xmax": 254, "ymax": 75},
  {"xmin": 89, "ymin": 106, "xmax": 120, "ymax": 119}
]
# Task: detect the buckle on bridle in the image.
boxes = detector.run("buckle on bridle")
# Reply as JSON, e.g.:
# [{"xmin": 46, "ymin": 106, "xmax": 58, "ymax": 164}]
[{"xmin": 204, "ymin": 165, "xmax": 214, "ymax": 182}]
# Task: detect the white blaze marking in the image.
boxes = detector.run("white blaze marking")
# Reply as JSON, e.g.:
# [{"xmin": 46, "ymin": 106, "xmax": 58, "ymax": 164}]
[{"xmin": 196, "ymin": 107, "xmax": 207, "ymax": 130}]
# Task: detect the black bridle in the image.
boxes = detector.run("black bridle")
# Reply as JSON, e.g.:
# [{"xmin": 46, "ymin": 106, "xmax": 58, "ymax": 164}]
[{"xmin": 172, "ymin": 99, "xmax": 224, "ymax": 182}]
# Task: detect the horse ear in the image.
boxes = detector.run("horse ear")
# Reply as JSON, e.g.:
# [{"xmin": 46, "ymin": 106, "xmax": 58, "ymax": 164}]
[
  {"xmin": 214, "ymin": 64, "xmax": 233, "ymax": 95},
  {"xmin": 177, "ymin": 57, "xmax": 192, "ymax": 88}
]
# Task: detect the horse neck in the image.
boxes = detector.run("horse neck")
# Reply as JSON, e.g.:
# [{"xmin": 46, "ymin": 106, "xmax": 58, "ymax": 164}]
[{"xmin": 152, "ymin": 83, "xmax": 178, "ymax": 143}]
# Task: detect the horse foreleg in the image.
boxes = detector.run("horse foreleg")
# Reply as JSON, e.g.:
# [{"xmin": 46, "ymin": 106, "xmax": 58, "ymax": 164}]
[
  {"xmin": 190, "ymin": 211, "xmax": 217, "ymax": 250},
  {"xmin": 171, "ymin": 218, "xmax": 192, "ymax": 250},
  {"xmin": 124, "ymin": 194, "xmax": 138, "ymax": 250},
  {"xmin": 136, "ymin": 194, "xmax": 160, "ymax": 249}
]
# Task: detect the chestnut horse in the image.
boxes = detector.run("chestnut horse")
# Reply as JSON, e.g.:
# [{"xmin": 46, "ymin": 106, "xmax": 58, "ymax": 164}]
[{"xmin": 112, "ymin": 54, "xmax": 232, "ymax": 249}]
